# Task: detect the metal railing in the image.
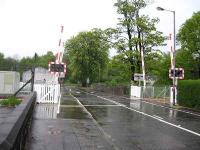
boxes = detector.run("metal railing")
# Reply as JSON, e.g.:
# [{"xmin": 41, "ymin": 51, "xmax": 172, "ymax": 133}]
[{"xmin": 141, "ymin": 86, "xmax": 170, "ymax": 104}]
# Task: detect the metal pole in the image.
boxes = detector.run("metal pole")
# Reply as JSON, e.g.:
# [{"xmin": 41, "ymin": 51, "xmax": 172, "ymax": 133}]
[
  {"xmin": 157, "ymin": 7, "xmax": 176, "ymax": 105},
  {"xmin": 172, "ymin": 11, "xmax": 176, "ymax": 105},
  {"xmin": 31, "ymin": 53, "xmax": 37, "ymax": 92},
  {"xmin": 31, "ymin": 68, "xmax": 35, "ymax": 92}
]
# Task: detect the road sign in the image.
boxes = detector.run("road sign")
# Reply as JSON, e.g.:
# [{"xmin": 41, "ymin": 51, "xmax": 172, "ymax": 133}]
[
  {"xmin": 48, "ymin": 62, "xmax": 66, "ymax": 77},
  {"xmin": 134, "ymin": 73, "xmax": 144, "ymax": 81},
  {"xmin": 134, "ymin": 73, "xmax": 154, "ymax": 82},
  {"xmin": 169, "ymin": 68, "xmax": 184, "ymax": 79}
]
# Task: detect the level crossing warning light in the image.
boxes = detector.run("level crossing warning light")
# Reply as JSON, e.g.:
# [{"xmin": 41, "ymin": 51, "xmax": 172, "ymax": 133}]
[
  {"xmin": 48, "ymin": 62, "xmax": 66, "ymax": 76},
  {"xmin": 169, "ymin": 68, "xmax": 184, "ymax": 79}
]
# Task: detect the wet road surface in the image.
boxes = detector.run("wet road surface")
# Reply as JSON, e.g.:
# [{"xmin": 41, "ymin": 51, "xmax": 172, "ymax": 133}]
[
  {"xmin": 70, "ymin": 88, "xmax": 200, "ymax": 150},
  {"xmin": 86, "ymin": 90, "xmax": 200, "ymax": 134},
  {"xmin": 29, "ymin": 87, "xmax": 200, "ymax": 150},
  {"xmin": 29, "ymin": 90, "xmax": 116, "ymax": 150}
]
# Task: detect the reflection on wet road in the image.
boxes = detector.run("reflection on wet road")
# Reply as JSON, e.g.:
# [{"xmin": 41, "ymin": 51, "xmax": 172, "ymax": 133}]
[
  {"xmin": 70, "ymin": 88, "xmax": 200, "ymax": 150},
  {"xmin": 88, "ymin": 91, "xmax": 200, "ymax": 134},
  {"xmin": 30, "ymin": 90, "xmax": 116, "ymax": 150}
]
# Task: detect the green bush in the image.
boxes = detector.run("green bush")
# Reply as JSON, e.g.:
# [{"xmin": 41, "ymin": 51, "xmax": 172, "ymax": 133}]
[
  {"xmin": 177, "ymin": 80, "xmax": 200, "ymax": 109},
  {"xmin": 0, "ymin": 96, "xmax": 22, "ymax": 107}
]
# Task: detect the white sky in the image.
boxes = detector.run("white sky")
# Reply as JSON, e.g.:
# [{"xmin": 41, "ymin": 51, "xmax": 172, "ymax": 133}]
[{"xmin": 0, "ymin": 0, "xmax": 200, "ymax": 59}]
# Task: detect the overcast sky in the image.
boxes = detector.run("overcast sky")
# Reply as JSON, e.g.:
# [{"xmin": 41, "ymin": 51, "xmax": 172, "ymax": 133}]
[{"xmin": 0, "ymin": 0, "xmax": 200, "ymax": 59}]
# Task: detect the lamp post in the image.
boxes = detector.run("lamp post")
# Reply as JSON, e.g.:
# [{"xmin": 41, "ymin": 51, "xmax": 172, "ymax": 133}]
[{"xmin": 157, "ymin": 7, "xmax": 176, "ymax": 105}]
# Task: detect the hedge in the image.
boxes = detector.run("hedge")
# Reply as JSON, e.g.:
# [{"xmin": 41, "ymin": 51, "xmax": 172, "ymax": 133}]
[{"xmin": 177, "ymin": 80, "xmax": 200, "ymax": 109}]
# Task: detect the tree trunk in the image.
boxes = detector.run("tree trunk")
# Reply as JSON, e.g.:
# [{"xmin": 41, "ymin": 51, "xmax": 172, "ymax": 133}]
[
  {"xmin": 198, "ymin": 58, "xmax": 200, "ymax": 78},
  {"xmin": 124, "ymin": 13, "xmax": 135, "ymax": 82},
  {"xmin": 81, "ymin": 80, "xmax": 87, "ymax": 87},
  {"xmin": 136, "ymin": 11, "xmax": 142, "ymax": 74},
  {"xmin": 130, "ymin": 58, "xmax": 135, "ymax": 82}
]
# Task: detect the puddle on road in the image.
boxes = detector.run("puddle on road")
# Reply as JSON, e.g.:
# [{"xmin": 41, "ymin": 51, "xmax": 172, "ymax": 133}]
[
  {"xmin": 62, "ymin": 95, "xmax": 72, "ymax": 99},
  {"xmin": 35, "ymin": 104, "xmax": 90, "ymax": 120},
  {"xmin": 61, "ymin": 99, "xmax": 79, "ymax": 105},
  {"xmin": 86, "ymin": 106, "xmax": 109, "ymax": 121},
  {"xmin": 77, "ymin": 97, "xmax": 114, "ymax": 105},
  {"xmin": 61, "ymin": 94, "xmax": 79, "ymax": 105},
  {"xmin": 34, "ymin": 104, "xmax": 58, "ymax": 119},
  {"xmin": 57, "ymin": 107, "xmax": 90, "ymax": 119},
  {"xmin": 85, "ymin": 106, "xmax": 138, "ymax": 126}
]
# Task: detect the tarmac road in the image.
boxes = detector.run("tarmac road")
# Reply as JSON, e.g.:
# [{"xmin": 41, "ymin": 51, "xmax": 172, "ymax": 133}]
[
  {"xmin": 29, "ymin": 86, "xmax": 200, "ymax": 150},
  {"xmin": 70, "ymin": 87, "xmax": 200, "ymax": 150}
]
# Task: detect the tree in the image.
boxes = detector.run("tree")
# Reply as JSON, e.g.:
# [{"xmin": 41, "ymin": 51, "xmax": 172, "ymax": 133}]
[
  {"xmin": 107, "ymin": 54, "xmax": 132, "ymax": 85},
  {"xmin": 0, "ymin": 53, "xmax": 5, "ymax": 70},
  {"xmin": 4, "ymin": 57, "xmax": 19, "ymax": 71},
  {"xmin": 65, "ymin": 29, "xmax": 109, "ymax": 87},
  {"xmin": 177, "ymin": 11, "xmax": 200, "ymax": 78},
  {"xmin": 18, "ymin": 51, "xmax": 55, "ymax": 75},
  {"xmin": 153, "ymin": 53, "xmax": 171, "ymax": 85},
  {"xmin": 175, "ymin": 48, "xmax": 198, "ymax": 79},
  {"xmin": 18, "ymin": 57, "xmax": 34, "ymax": 74},
  {"xmin": 106, "ymin": 0, "xmax": 164, "ymax": 83},
  {"xmin": 0, "ymin": 53, "xmax": 19, "ymax": 71},
  {"xmin": 37, "ymin": 51, "xmax": 55, "ymax": 68},
  {"xmin": 145, "ymin": 51, "xmax": 163, "ymax": 75}
]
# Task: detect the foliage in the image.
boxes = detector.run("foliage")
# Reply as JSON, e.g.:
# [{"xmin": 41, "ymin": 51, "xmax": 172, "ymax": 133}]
[
  {"xmin": 0, "ymin": 96, "xmax": 22, "ymax": 107},
  {"xmin": 106, "ymin": 0, "xmax": 164, "ymax": 83},
  {"xmin": 177, "ymin": 80, "xmax": 200, "ymax": 109},
  {"xmin": 175, "ymin": 49, "xmax": 199, "ymax": 79},
  {"xmin": 177, "ymin": 11, "xmax": 200, "ymax": 53},
  {"xmin": 106, "ymin": 54, "xmax": 131, "ymax": 85},
  {"xmin": 36, "ymin": 51, "xmax": 55, "ymax": 68},
  {"xmin": 64, "ymin": 29, "xmax": 109, "ymax": 87},
  {"xmin": 153, "ymin": 53, "xmax": 171, "ymax": 85},
  {"xmin": 177, "ymin": 11, "xmax": 200, "ymax": 79},
  {"xmin": 0, "ymin": 53, "xmax": 19, "ymax": 71},
  {"xmin": 18, "ymin": 51, "xmax": 55, "ymax": 74},
  {"xmin": 0, "ymin": 51, "xmax": 55, "ymax": 75},
  {"xmin": 153, "ymin": 11, "xmax": 200, "ymax": 85},
  {"xmin": 18, "ymin": 57, "xmax": 34, "ymax": 74}
]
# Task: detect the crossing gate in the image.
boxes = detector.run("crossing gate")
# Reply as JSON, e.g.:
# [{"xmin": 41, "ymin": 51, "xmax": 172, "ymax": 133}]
[{"xmin": 34, "ymin": 83, "xmax": 61, "ymax": 103}]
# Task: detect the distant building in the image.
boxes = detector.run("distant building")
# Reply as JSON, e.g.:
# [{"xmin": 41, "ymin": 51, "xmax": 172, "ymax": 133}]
[
  {"xmin": 22, "ymin": 67, "xmax": 57, "ymax": 84},
  {"xmin": 0, "ymin": 71, "xmax": 20, "ymax": 94}
]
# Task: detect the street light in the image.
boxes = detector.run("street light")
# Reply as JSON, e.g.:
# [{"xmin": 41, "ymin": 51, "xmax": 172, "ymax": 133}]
[{"xmin": 157, "ymin": 7, "xmax": 176, "ymax": 105}]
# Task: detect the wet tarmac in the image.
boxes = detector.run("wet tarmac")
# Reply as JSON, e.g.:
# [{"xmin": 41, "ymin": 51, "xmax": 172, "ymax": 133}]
[
  {"xmin": 29, "ymin": 87, "xmax": 200, "ymax": 150},
  {"xmin": 29, "ymin": 92, "xmax": 116, "ymax": 150},
  {"xmin": 86, "ymin": 91, "xmax": 200, "ymax": 134},
  {"xmin": 70, "ymin": 88, "xmax": 200, "ymax": 150}
]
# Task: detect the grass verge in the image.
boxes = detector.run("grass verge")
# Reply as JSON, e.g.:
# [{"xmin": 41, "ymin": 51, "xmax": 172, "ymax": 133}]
[{"xmin": 0, "ymin": 96, "xmax": 22, "ymax": 107}]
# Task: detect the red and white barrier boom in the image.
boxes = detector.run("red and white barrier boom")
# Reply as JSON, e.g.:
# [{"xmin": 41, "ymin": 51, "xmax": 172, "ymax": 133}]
[{"xmin": 48, "ymin": 26, "xmax": 66, "ymax": 77}]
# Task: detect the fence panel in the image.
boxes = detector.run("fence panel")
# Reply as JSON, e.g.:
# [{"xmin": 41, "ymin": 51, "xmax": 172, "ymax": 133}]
[
  {"xmin": 141, "ymin": 86, "xmax": 170, "ymax": 104},
  {"xmin": 34, "ymin": 84, "xmax": 60, "ymax": 103}
]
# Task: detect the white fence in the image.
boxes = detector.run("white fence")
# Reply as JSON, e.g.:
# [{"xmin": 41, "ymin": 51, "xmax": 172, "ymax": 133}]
[
  {"xmin": 34, "ymin": 84, "xmax": 61, "ymax": 103},
  {"xmin": 130, "ymin": 85, "xmax": 170, "ymax": 104}
]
